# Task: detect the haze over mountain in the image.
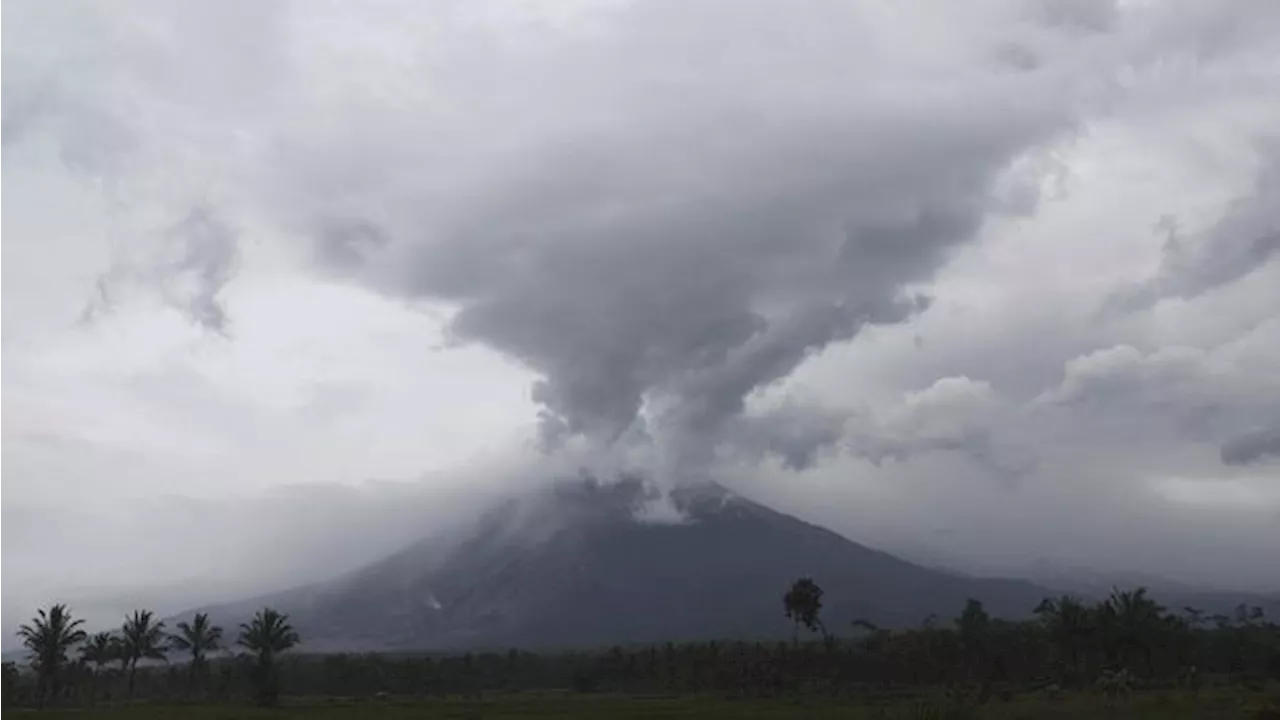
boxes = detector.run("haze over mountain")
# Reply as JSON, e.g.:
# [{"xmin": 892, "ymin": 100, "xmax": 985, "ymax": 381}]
[
  {"xmin": 4, "ymin": 0, "xmax": 1279, "ymax": 643},
  {"xmin": 180, "ymin": 478, "xmax": 1058, "ymax": 652},
  {"xmin": 178, "ymin": 477, "xmax": 1278, "ymax": 654}
]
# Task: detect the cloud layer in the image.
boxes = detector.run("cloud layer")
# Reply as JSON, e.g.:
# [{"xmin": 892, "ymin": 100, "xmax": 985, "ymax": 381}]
[{"xmin": 4, "ymin": 0, "xmax": 1279, "ymax": 634}]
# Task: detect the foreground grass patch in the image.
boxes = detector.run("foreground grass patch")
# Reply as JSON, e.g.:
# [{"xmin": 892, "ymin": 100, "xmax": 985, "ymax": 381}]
[{"xmin": 26, "ymin": 685, "xmax": 1280, "ymax": 719}]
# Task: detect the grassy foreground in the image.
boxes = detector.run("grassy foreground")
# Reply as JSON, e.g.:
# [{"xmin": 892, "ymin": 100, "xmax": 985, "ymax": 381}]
[{"xmin": 27, "ymin": 686, "xmax": 1280, "ymax": 720}]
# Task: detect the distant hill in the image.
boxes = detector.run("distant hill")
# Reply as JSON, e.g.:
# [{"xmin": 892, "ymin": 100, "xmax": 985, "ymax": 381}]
[{"xmin": 188, "ymin": 478, "xmax": 1067, "ymax": 652}]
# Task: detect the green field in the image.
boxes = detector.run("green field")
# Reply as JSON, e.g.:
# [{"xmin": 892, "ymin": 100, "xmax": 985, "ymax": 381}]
[{"xmin": 22, "ymin": 686, "xmax": 1280, "ymax": 720}]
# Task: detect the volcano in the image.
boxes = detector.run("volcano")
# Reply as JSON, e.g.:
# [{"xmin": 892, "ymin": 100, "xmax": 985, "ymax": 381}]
[{"xmin": 193, "ymin": 479, "xmax": 1064, "ymax": 652}]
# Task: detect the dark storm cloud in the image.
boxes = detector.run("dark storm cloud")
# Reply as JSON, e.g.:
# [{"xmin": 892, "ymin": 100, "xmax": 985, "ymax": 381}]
[
  {"xmin": 407, "ymin": 149, "xmax": 1038, "ymax": 476},
  {"xmin": 1221, "ymin": 428, "xmax": 1280, "ymax": 466},
  {"xmin": 308, "ymin": 0, "xmax": 1082, "ymax": 477},
  {"xmin": 5, "ymin": 0, "xmax": 1279, "ymax": 614}
]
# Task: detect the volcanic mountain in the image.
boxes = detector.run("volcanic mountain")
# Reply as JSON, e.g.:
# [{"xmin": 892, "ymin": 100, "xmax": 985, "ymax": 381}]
[{"xmin": 190, "ymin": 478, "xmax": 1081, "ymax": 652}]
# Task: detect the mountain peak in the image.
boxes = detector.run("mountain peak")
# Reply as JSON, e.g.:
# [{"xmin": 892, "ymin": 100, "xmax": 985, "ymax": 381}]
[
  {"xmin": 189, "ymin": 480, "xmax": 1067, "ymax": 652},
  {"xmin": 537, "ymin": 473, "xmax": 742, "ymax": 527}
]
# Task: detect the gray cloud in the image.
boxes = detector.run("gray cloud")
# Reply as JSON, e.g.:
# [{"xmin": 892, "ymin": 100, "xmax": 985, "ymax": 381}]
[
  {"xmin": 726, "ymin": 404, "xmax": 849, "ymax": 472},
  {"xmin": 312, "ymin": 2, "xmax": 1084, "ymax": 479},
  {"xmin": 272, "ymin": 0, "xmax": 1279, "ymax": 483},
  {"xmin": 840, "ymin": 377, "xmax": 1037, "ymax": 486},
  {"xmin": 314, "ymin": 217, "xmax": 389, "ymax": 275},
  {"xmin": 732, "ymin": 328, "xmax": 1279, "ymax": 588},
  {"xmin": 79, "ymin": 206, "xmax": 238, "ymax": 333},
  {"xmin": 1221, "ymin": 428, "xmax": 1280, "ymax": 466},
  {"xmin": 1033, "ymin": 0, "xmax": 1118, "ymax": 34},
  {"xmin": 1107, "ymin": 150, "xmax": 1280, "ymax": 314},
  {"xmin": 161, "ymin": 208, "xmax": 239, "ymax": 333},
  {"xmin": 4, "ymin": 0, "xmax": 1280, "ymax": 627}
]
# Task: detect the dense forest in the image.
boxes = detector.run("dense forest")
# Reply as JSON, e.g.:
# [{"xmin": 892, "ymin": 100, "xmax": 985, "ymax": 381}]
[{"xmin": 6, "ymin": 580, "xmax": 1279, "ymax": 711}]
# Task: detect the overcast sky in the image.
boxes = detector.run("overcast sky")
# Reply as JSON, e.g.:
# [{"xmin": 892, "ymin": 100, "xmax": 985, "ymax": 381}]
[{"xmin": 4, "ymin": 0, "xmax": 1280, "ymax": 635}]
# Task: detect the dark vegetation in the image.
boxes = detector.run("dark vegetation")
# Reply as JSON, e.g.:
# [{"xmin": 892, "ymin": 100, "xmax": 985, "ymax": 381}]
[
  {"xmin": 8, "ymin": 605, "xmax": 297, "ymax": 709},
  {"xmin": 7, "ymin": 582, "xmax": 1279, "ymax": 717}
]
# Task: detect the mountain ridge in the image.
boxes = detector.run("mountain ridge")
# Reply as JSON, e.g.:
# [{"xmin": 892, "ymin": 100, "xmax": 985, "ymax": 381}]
[{"xmin": 175, "ymin": 477, "xmax": 1279, "ymax": 654}]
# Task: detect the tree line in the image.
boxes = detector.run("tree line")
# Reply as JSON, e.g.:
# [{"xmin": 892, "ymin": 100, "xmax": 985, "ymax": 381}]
[
  {"xmin": 776, "ymin": 579, "xmax": 1277, "ymax": 694},
  {"xmin": 8, "ymin": 605, "xmax": 298, "ymax": 708},
  {"xmin": 6, "ymin": 581, "xmax": 1278, "ymax": 709}
]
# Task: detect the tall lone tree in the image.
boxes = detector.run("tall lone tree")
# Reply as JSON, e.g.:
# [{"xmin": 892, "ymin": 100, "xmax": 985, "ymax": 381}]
[
  {"xmin": 783, "ymin": 577, "xmax": 826, "ymax": 647},
  {"xmin": 169, "ymin": 612, "xmax": 223, "ymax": 698},
  {"xmin": 16, "ymin": 604, "xmax": 86, "ymax": 708},
  {"xmin": 237, "ymin": 607, "xmax": 300, "ymax": 707},
  {"xmin": 955, "ymin": 598, "xmax": 992, "ymax": 683},
  {"xmin": 120, "ymin": 610, "xmax": 168, "ymax": 702}
]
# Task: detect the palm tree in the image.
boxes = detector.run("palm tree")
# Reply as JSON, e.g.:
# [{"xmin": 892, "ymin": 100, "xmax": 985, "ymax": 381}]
[
  {"xmin": 120, "ymin": 610, "xmax": 168, "ymax": 702},
  {"xmin": 237, "ymin": 607, "xmax": 300, "ymax": 706},
  {"xmin": 1101, "ymin": 587, "xmax": 1166, "ymax": 677},
  {"xmin": 169, "ymin": 612, "xmax": 223, "ymax": 698},
  {"xmin": 80, "ymin": 631, "xmax": 115, "ymax": 671},
  {"xmin": 112, "ymin": 636, "xmax": 130, "ymax": 674},
  {"xmin": 16, "ymin": 604, "xmax": 87, "ymax": 708},
  {"xmin": 1034, "ymin": 595, "xmax": 1094, "ymax": 685},
  {"xmin": 79, "ymin": 631, "xmax": 116, "ymax": 705}
]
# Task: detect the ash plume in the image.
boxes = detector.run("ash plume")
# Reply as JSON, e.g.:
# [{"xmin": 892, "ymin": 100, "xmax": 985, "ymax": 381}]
[{"xmin": 306, "ymin": 1, "xmax": 1084, "ymax": 483}]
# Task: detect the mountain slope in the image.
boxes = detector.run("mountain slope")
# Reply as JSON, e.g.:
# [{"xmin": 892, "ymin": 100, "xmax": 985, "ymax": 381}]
[{"xmin": 193, "ymin": 479, "xmax": 1069, "ymax": 652}]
